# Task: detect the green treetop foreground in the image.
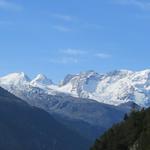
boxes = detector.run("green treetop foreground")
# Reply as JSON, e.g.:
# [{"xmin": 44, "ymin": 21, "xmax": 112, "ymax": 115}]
[{"xmin": 91, "ymin": 108, "xmax": 150, "ymax": 150}]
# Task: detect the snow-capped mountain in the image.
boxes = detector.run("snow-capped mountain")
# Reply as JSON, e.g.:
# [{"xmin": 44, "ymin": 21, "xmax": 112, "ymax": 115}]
[
  {"xmin": 31, "ymin": 74, "xmax": 53, "ymax": 86},
  {"xmin": 0, "ymin": 72, "xmax": 30, "ymax": 85},
  {"xmin": 0, "ymin": 70, "xmax": 143, "ymax": 141},
  {"xmin": 0, "ymin": 69, "xmax": 150, "ymax": 107},
  {"xmin": 58, "ymin": 69, "xmax": 150, "ymax": 107}
]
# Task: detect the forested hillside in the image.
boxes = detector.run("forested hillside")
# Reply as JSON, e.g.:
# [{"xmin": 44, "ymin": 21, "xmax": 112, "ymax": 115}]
[{"xmin": 91, "ymin": 108, "xmax": 150, "ymax": 150}]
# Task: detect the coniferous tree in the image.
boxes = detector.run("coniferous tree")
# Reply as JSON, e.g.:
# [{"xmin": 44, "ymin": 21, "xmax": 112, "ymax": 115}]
[{"xmin": 91, "ymin": 108, "xmax": 150, "ymax": 150}]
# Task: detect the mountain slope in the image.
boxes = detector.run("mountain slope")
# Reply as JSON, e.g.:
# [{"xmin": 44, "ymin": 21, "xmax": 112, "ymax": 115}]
[
  {"xmin": 0, "ymin": 87, "xmax": 90, "ymax": 150},
  {"xmin": 91, "ymin": 108, "xmax": 150, "ymax": 150},
  {"xmin": 0, "ymin": 86, "xmax": 135, "ymax": 142},
  {"xmin": 0, "ymin": 71, "xmax": 142, "ymax": 142}
]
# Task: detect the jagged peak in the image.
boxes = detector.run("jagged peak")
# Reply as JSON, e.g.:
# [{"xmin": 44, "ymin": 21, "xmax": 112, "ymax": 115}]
[
  {"xmin": 60, "ymin": 70, "xmax": 99, "ymax": 86},
  {"xmin": 60, "ymin": 74, "xmax": 76, "ymax": 86},
  {"xmin": 106, "ymin": 69, "xmax": 133, "ymax": 76},
  {"xmin": 31, "ymin": 74, "xmax": 53, "ymax": 85},
  {"xmin": 78, "ymin": 70, "xmax": 99, "ymax": 76},
  {"xmin": 137, "ymin": 69, "xmax": 150, "ymax": 75},
  {"xmin": 0, "ymin": 72, "xmax": 30, "ymax": 83}
]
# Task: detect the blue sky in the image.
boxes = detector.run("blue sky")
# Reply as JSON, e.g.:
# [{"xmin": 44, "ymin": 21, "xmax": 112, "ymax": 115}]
[{"xmin": 0, "ymin": 0, "xmax": 150, "ymax": 82}]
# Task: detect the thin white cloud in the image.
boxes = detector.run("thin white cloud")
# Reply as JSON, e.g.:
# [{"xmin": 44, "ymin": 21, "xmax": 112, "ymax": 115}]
[
  {"xmin": 95, "ymin": 53, "xmax": 112, "ymax": 59},
  {"xmin": 61, "ymin": 49, "xmax": 87, "ymax": 56},
  {"xmin": 51, "ymin": 13, "xmax": 103, "ymax": 31},
  {"xmin": 50, "ymin": 57, "xmax": 78, "ymax": 64},
  {"xmin": 0, "ymin": 0, "xmax": 22, "ymax": 11},
  {"xmin": 114, "ymin": 0, "xmax": 150, "ymax": 10},
  {"xmin": 53, "ymin": 25, "xmax": 72, "ymax": 32},
  {"xmin": 49, "ymin": 49, "xmax": 86, "ymax": 64},
  {"xmin": 47, "ymin": 49, "xmax": 112, "ymax": 65},
  {"xmin": 52, "ymin": 14, "xmax": 74, "ymax": 22}
]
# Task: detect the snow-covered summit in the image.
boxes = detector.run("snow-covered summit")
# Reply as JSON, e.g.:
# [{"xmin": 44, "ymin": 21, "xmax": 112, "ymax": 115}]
[
  {"xmin": 58, "ymin": 69, "xmax": 150, "ymax": 107},
  {"xmin": 0, "ymin": 72, "xmax": 30, "ymax": 85},
  {"xmin": 31, "ymin": 74, "xmax": 53, "ymax": 86},
  {"xmin": 0, "ymin": 69, "xmax": 150, "ymax": 107},
  {"xmin": 58, "ymin": 70, "xmax": 101, "ymax": 97}
]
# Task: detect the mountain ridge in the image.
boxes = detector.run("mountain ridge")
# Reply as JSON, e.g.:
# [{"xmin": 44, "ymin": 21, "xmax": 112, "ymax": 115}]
[{"xmin": 0, "ymin": 69, "xmax": 150, "ymax": 107}]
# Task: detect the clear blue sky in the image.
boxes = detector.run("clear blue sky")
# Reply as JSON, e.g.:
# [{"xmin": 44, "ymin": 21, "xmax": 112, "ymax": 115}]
[{"xmin": 0, "ymin": 0, "xmax": 150, "ymax": 82}]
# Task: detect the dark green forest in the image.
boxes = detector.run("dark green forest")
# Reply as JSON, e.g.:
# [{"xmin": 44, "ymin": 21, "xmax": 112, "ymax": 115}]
[{"xmin": 91, "ymin": 108, "xmax": 150, "ymax": 150}]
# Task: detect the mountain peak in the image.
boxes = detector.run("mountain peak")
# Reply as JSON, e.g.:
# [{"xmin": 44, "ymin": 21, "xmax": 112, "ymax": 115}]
[
  {"xmin": 0, "ymin": 69, "xmax": 150, "ymax": 107},
  {"xmin": 60, "ymin": 71, "xmax": 99, "ymax": 87},
  {"xmin": 60, "ymin": 74, "xmax": 76, "ymax": 86},
  {"xmin": 0, "ymin": 72, "xmax": 30, "ymax": 84},
  {"xmin": 31, "ymin": 74, "xmax": 53, "ymax": 85},
  {"xmin": 106, "ymin": 69, "xmax": 133, "ymax": 76},
  {"xmin": 79, "ymin": 70, "xmax": 99, "ymax": 76}
]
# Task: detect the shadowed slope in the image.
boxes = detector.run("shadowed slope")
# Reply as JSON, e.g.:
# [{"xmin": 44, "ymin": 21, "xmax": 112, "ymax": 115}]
[{"xmin": 0, "ymin": 87, "xmax": 90, "ymax": 150}]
